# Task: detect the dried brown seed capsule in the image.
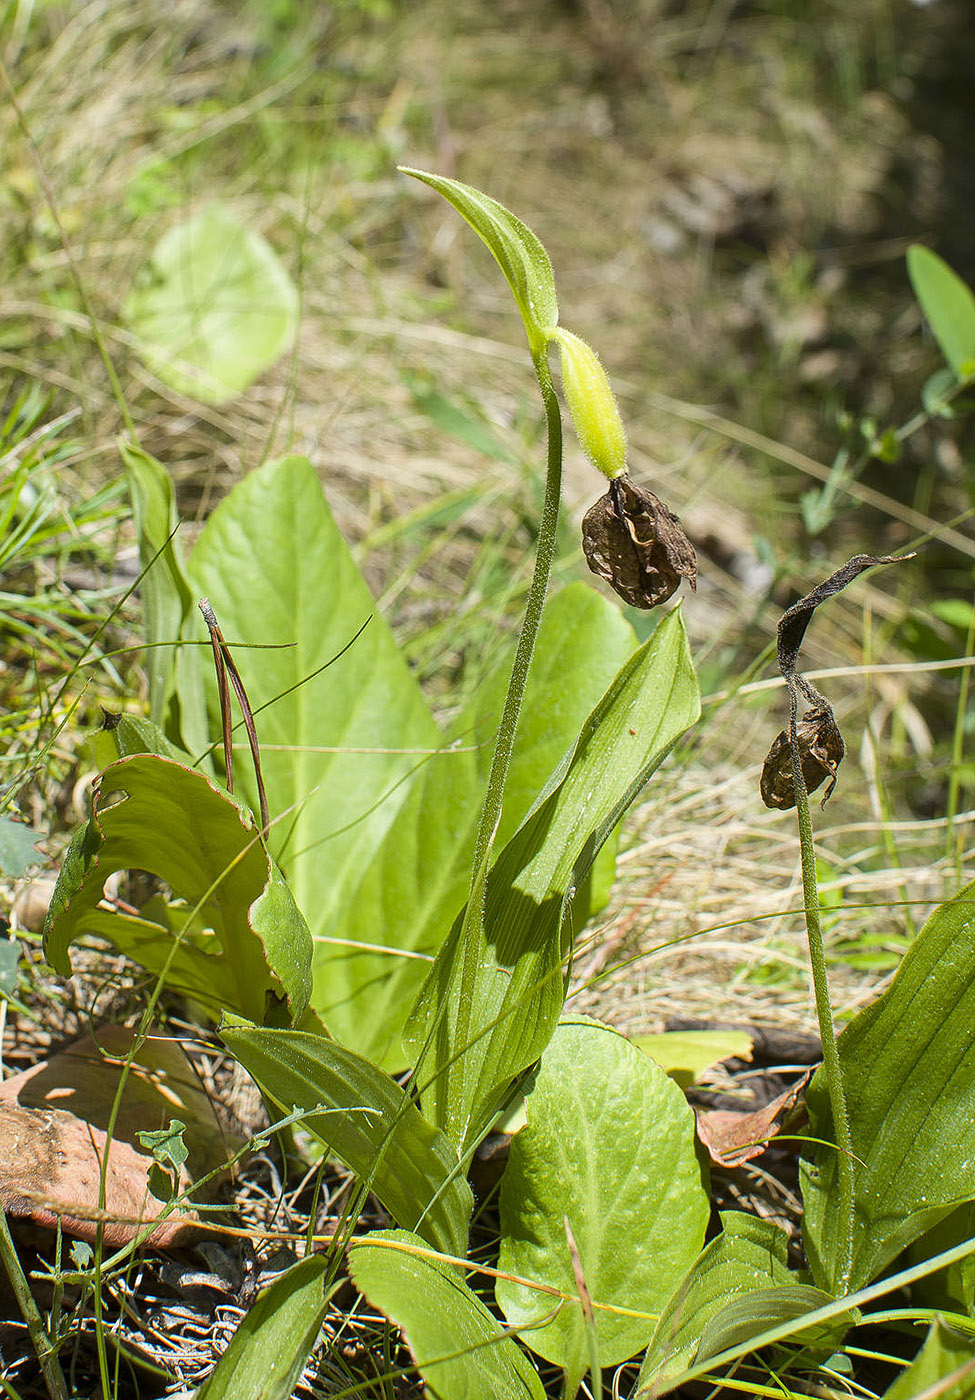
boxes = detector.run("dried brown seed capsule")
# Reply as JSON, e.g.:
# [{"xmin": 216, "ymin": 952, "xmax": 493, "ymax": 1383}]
[
  {"xmin": 760, "ymin": 706, "xmax": 845, "ymax": 811},
  {"xmin": 581, "ymin": 475, "xmax": 697, "ymax": 609}
]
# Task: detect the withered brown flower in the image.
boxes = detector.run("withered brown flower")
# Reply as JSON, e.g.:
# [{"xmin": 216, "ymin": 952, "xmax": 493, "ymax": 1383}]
[
  {"xmin": 760, "ymin": 706, "xmax": 845, "ymax": 811},
  {"xmin": 581, "ymin": 475, "xmax": 697, "ymax": 609}
]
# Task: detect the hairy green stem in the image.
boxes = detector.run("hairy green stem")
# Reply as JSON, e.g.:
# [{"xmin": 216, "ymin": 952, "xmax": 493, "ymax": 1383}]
[
  {"xmin": 0, "ymin": 1210, "xmax": 68, "ymax": 1400},
  {"xmin": 468, "ymin": 349, "xmax": 563, "ymax": 883},
  {"xmin": 789, "ymin": 690, "xmax": 855, "ymax": 1294}
]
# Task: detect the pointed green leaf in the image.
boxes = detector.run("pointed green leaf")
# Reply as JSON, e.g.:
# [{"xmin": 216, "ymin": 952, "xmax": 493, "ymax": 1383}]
[
  {"xmin": 221, "ymin": 1020, "xmax": 472, "ymax": 1257},
  {"xmin": 803, "ymin": 878, "xmax": 975, "ymax": 1293},
  {"xmin": 407, "ymin": 606, "xmax": 700, "ymax": 1152},
  {"xmin": 337, "ymin": 584, "xmax": 635, "ymax": 1067},
  {"xmin": 186, "ymin": 454, "xmax": 443, "ymax": 1046},
  {"xmin": 907, "ymin": 245, "xmax": 975, "ymax": 379},
  {"xmin": 637, "ymin": 1212, "xmax": 793, "ymax": 1396},
  {"xmin": 401, "ymin": 168, "xmax": 558, "ymax": 352},
  {"xmin": 123, "ymin": 205, "xmax": 299, "ymax": 405},
  {"xmin": 496, "ymin": 1019, "xmax": 708, "ymax": 1393},
  {"xmin": 348, "ymin": 1229, "xmax": 545, "ymax": 1400},
  {"xmin": 42, "ymin": 755, "xmax": 311, "ymax": 1024},
  {"xmin": 883, "ymin": 1319, "xmax": 975, "ymax": 1399},
  {"xmin": 195, "ymin": 1254, "xmax": 328, "ymax": 1400},
  {"xmin": 118, "ymin": 440, "xmax": 195, "ymax": 738}
]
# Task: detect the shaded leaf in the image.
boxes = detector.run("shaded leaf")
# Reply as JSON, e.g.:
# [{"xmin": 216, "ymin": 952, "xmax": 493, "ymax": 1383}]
[
  {"xmin": 497, "ymin": 1019, "xmax": 708, "ymax": 1395},
  {"xmin": 348, "ymin": 1229, "xmax": 545, "ymax": 1400},
  {"xmin": 400, "ymin": 168, "xmax": 558, "ymax": 352},
  {"xmin": 43, "ymin": 754, "xmax": 312, "ymax": 1025},
  {"xmin": 221, "ymin": 1019, "xmax": 472, "ymax": 1258},
  {"xmin": 195, "ymin": 1254, "xmax": 328, "ymax": 1400},
  {"xmin": 803, "ymin": 878, "xmax": 975, "ymax": 1293},
  {"xmin": 883, "ymin": 1318, "xmax": 975, "ymax": 1400},
  {"xmin": 0, "ymin": 1025, "xmax": 231, "ymax": 1248},
  {"xmin": 123, "ymin": 205, "xmax": 299, "ymax": 405},
  {"xmin": 406, "ymin": 607, "xmax": 700, "ymax": 1153},
  {"xmin": 907, "ymin": 245, "xmax": 975, "ymax": 379}
]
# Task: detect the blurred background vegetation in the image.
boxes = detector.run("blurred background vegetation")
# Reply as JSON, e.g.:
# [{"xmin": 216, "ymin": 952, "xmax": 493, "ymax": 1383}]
[{"xmin": 1, "ymin": 0, "xmax": 972, "ymax": 1031}]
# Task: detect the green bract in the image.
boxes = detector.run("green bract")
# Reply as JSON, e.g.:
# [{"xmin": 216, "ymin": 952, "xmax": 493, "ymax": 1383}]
[{"xmin": 552, "ymin": 327, "xmax": 626, "ymax": 480}]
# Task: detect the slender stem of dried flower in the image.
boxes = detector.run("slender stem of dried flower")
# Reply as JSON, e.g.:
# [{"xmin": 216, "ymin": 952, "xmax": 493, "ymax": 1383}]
[{"xmin": 787, "ymin": 677, "xmax": 856, "ymax": 1293}]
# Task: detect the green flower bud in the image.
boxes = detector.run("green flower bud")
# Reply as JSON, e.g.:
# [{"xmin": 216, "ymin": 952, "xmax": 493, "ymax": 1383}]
[{"xmin": 554, "ymin": 328, "xmax": 626, "ymax": 480}]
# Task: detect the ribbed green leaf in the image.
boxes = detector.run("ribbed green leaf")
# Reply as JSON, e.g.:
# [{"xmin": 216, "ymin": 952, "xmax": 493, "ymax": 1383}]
[
  {"xmin": 803, "ymin": 878, "xmax": 975, "ymax": 1292},
  {"xmin": 221, "ymin": 1020, "xmax": 472, "ymax": 1257},
  {"xmin": 195, "ymin": 1254, "xmax": 328, "ymax": 1400},
  {"xmin": 907, "ymin": 245, "xmax": 975, "ymax": 379},
  {"xmin": 406, "ymin": 606, "xmax": 699, "ymax": 1154},
  {"xmin": 42, "ymin": 755, "xmax": 311, "ymax": 1025},
  {"xmin": 348, "ymin": 1229, "xmax": 545, "ymax": 1400},
  {"xmin": 401, "ymin": 168, "xmax": 558, "ymax": 352},
  {"xmin": 497, "ymin": 1019, "xmax": 709, "ymax": 1394}
]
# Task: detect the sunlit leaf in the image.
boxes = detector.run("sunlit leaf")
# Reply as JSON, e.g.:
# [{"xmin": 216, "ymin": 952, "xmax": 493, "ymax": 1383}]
[
  {"xmin": 349, "ymin": 1229, "xmax": 545, "ymax": 1400},
  {"xmin": 123, "ymin": 205, "xmax": 299, "ymax": 404},
  {"xmin": 195, "ymin": 1254, "xmax": 328, "ymax": 1400},
  {"xmin": 803, "ymin": 878, "xmax": 975, "ymax": 1292},
  {"xmin": 497, "ymin": 1019, "xmax": 708, "ymax": 1394},
  {"xmin": 221, "ymin": 1019, "xmax": 472, "ymax": 1257},
  {"xmin": 401, "ymin": 168, "xmax": 558, "ymax": 353},
  {"xmin": 907, "ymin": 245, "xmax": 975, "ymax": 380}
]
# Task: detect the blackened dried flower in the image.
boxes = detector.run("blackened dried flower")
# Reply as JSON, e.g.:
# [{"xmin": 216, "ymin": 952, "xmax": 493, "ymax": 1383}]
[
  {"xmin": 760, "ymin": 551, "xmax": 914, "ymax": 812},
  {"xmin": 581, "ymin": 475, "xmax": 697, "ymax": 609},
  {"xmin": 760, "ymin": 706, "xmax": 845, "ymax": 811}
]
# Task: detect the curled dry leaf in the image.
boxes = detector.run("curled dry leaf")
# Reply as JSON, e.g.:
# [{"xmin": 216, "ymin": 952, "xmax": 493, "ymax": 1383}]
[
  {"xmin": 0, "ymin": 1025, "xmax": 235, "ymax": 1248},
  {"xmin": 760, "ymin": 706, "xmax": 846, "ymax": 811},
  {"xmin": 695, "ymin": 1070, "xmax": 811, "ymax": 1168},
  {"xmin": 582, "ymin": 475, "xmax": 697, "ymax": 609}
]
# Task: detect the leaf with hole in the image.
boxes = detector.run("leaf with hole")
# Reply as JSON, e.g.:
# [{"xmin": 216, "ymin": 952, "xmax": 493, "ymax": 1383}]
[{"xmin": 42, "ymin": 754, "xmax": 311, "ymax": 1025}]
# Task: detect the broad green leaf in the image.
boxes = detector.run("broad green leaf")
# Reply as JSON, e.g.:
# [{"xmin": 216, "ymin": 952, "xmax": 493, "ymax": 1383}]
[
  {"xmin": 401, "ymin": 168, "xmax": 559, "ymax": 353},
  {"xmin": 0, "ymin": 815, "xmax": 41, "ymax": 875},
  {"xmin": 42, "ymin": 755, "xmax": 311, "ymax": 1025},
  {"xmin": 186, "ymin": 454, "xmax": 443, "ymax": 1045},
  {"xmin": 803, "ymin": 878, "xmax": 975, "ymax": 1293},
  {"xmin": 338, "ymin": 584, "xmax": 635, "ymax": 1067},
  {"xmin": 407, "ymin": 606, "xmax": 700, "ymax": 1152},
  {"xmin": 633, "ymin": 1029, "xmax": 754, "ymax": 1089},
  {"xmin": 637, "ymin": 1212, "xmax": 793, "ymax": 1396},
  {"xmin": 497, "ymin": 1019, "xmax": 708, "ymax": 1395},
  {"xmin": 118, "ymin": 439, "xmax": 206, "ymax": 753},
  {"xmin": 195, "ymin": 1253, "xmax": 328, "ymax": 1400},
  {"xmin": 123, "ymin": 204, "xmax": 299, "ymax": 404},
  {"xmin": 883, "ymin": 1319, "xmax": 975, "ymax": 1400},
  {"xmin": 221, "ymin": 1020, "xmax": 472, "ymax": 1257},
  {"xmin": 348, "ymin": 1229, "xmax": 545, "ymax": 1400},
  {"xmin": 907, "ymin": 245, "xmax": 975, "ymax": 380}
]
